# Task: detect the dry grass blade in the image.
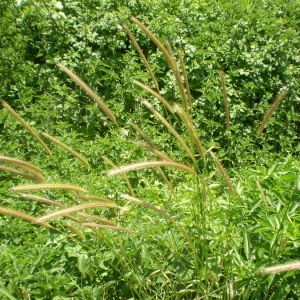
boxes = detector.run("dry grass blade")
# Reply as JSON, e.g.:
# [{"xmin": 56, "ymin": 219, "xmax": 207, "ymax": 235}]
[
  {"xmin": 133, "ymin": 80, "xmax": 174, "ymax": 113},
  {"xmin": 135, "ymin": 83, "xmax": 203, "ymax": 160},
  {"xmin": 141, "ymin": 98, "xmax": 195, "ymax": 162},
  {"xmin": 130, "ymin": 18, "xmax": 189, "ymax": 112},
  {"xmin": 81, "ymin": 222, "xmax": 134, "ymax": 233},
  {"xmin": 11, "ymin": 183, "xmax": 87, "ymax": 193},
  {"xmin": 37, "ymin": 202, "xmax": 121, "ymax": 222},
  {"xmin": 56, "ymin": 62, "xmax": 116, "ymax": 123},
  {"xmin": 219, "ymin": 69, "xmax": 230, "ymax": 131},
  {"xmin": 130, "ymin": 17, "xmax": 172, "ymax": 69},
  {"xmin": 257, "ymin": 89, "xmax": 288, "ymax": 135},
  {"xmin": 260, "ymin": 260, "xmax": 300, "ymax": 274},
  {"xmin": 133, "ymin": 140, "xmax": 172, "ymax": 161},
  {"xmin": 19, "ymin": 194, "xmax": 86, "ymax": 223},
  {"xmin": 107, "ymin": 160, "xmax": 196, "ymax": 176},
  {"xmin": 130, "ymin": 19, "xmax": 202, "ymax": 159},
  {"xmin": 209, "ymin": 151, "xmax": 235, "ymax": 195},
  {"xmin": 131, "ymin": 122, "xmax": 157, "ymax": 148},
  {"xmin": 0, "ymin": 155, "xmax": 43, "ymax": 173},
  {"xmin": 77, "ymin": 194, "xmax": 116, "ymax": 204},
  {"xmin": 0, "ymin": 155, "xmax": 45, "ymax": 182},
  {"xmin": 123, "ymin": 23, "xmax": 159, "ymax": 91},
  {"xmin": 131, "ymin": 123, "xmax": 173, "ymax": 160},
  {"xmin": 19, "ymin": 193, "xmax": 65, "ymax": 208},
  {"xmin": 256, "ymin": 181, "xmax": 269, "ymax": 208},
  {"xmin": 128, "ymin": 143, "xmax": 175, "ymax": 193},
  {"xmin": 174, "ymin": 104, "xmax": 206, "ymax": 161},
  {"xmin": 178, "ymin": 49, "xmax": 192, "ymax": 108},
  {"xmin": 76, "ymin": 213, "xmax": 116, "ymax": 226},
  {"xmin": 41, "ymin": 132, "xmax": 90, "ymax": 167},
  {"xmin": 130, "ymin": 19, "xmax": 200, "ymax": 157},
  {"xmin": 66, "ymin": 223, "xmax": 86, "ymax": 239},
  {"xmin": 121, "ymin": 194, "xmax": 175, "ymax": 224},
  {"xmin": 15, "ymin": 165, "xmax": 45, "ymax": 183},
  {"xmin": 157, "ymin": 167, "xmax": 176, "ymax": 196},
  {"xmin": 0, "ymin": 206, "xmax": 52, "ymax": 228},
  {"xmin": 165, "ymin": 42, "xmax": 190, "ymax": 113},
  {"xmin": 130, "ymin": 143, "xmax": 176, "ymax": 194},
  {"xmin": 0, "ymin": 99, "xmax": 52, "ymax": 154},
  {"xmin": 0, "ymin": 165, "xmax": 38, "ymax": 182},
  {"xmin": 102, "ymin": 156, "xmax": 136, "ymax": 197},
  {"xmin": 156, "ymin": 167, "xmax": 176, "ymax": 195},
  {"xmin": 19, "ymin": 193, "xmax": 117, "ymax": 226},
  {"xmin": 130, "ymin": 124, "xmax": 175, "ymax": 193}
]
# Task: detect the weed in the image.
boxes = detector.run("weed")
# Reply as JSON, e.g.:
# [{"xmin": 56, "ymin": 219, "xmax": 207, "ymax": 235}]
[{"xmin": 1, "ymin": 14, "xmax": 299, "ymax": 299}]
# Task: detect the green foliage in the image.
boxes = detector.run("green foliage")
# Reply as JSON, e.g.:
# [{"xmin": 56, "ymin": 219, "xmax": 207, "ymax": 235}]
[{"xmin": 0, "ymin": 0, "xmax": 299, "ymax": 298}]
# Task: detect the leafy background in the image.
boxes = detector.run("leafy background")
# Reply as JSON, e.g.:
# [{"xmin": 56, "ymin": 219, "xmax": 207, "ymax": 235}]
[{"xmin": 0, "ymin": 0, "xmax": 299, "ymax": 299}]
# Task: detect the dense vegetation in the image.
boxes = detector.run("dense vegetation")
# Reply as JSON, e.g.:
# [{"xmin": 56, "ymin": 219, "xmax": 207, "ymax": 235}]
[{"xmin": 0, "ymin": 0, "xmax": 299, "ymax": 298}]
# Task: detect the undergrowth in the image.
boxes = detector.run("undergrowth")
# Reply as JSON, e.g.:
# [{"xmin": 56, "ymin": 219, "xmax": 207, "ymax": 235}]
[{"xmin": 0, "ymin": 14, "xmax": 299, "ymax": 299}]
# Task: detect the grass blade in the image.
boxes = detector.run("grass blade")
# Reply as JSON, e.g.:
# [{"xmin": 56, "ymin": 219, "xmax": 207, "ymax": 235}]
[
  {"xmin": 219, "ymin": 69, "xmax": 230, "ymax": 131},
  {"xmin": 19, "ymin": 193, "xmax": 87, "ymax": 224},
  {"xmin": 37, "ymin": 202, "xmax": 120, "ymax": 222},
  {"xmin": 209, "ymin": 151, "xmax": 235, "ymax": 195},
  {"xmin": 260, "ymin": 260, "xmax": 300, "ymax": 274},
  {"xmin": 11, "ymin": 183, "xmax": 87, "ymax": 193},
  {"xmin": 178, "ymin": 48, "xmax": 192, "ymax": 108},
  {"xmin": 130, "ymin": 17, "xmax": 172, "ymax": 68},
  {"xmin": 131, "ymin": 122, "xmax": 161, "ymax": 149},
  {"xmin": 121, "ymin": 193, "xmax": 175, "ymax": 224},
  {"xmin": 0, "ymin": 165, "xmax": 40, "ymax": 182},
  {"xmin": 174, "ymin": 104, "xmax": 206, "ymax": 161},
  {"xmin": 165, "ymin": 42, "xmax": 190, "ymax": 113},
  {"xmin": 129, "ymin": 124, "xmax": 176, "ymax": 193},
  {"xmin": 107, "ymin": 160, "xmax": 196, "ymax": 176},
  {"xmin": 81, "ymin": 223, "xmax": 134, "ymax": 233},
  {"xmin": 77, "ymin": 194, "xmax": 116, "ymax": 204},
  {"xmin": 56, "ymin": 62, "xmax": 117, "ymax": 124},
  {"xmin": 0, "ymin": 99, "xmax": 52, "ymax": 154},
  {"xmin": 130, "ymin": 141, "xmax": 176, "ymax": 194},
  {"xmin": 19, "ymin": 193, "xmax": 117, "ymax": 226},
  {"xmin": 156, "ymin": 166, "xmax": 176, "ymax": 195},
  {"xmin": 134, "ymin": 84, "xmax": 205, "ymax": 161},
  {"xmin": 133, "ymin": 80, "xmax": 174, "ymax": 113},
  {"xmin": 141, "ymin": 98, "xmax": 195, "ymax": 162},
  {"xmin": 0, "ymin": 155, "xmax": 42, "ymax": 173},
  {"xmin": 0, "ymin": 284, "xmax": 17, "ymax": 300},
  {"xmin": 0, "ymin": 155, "xmax": 45, "ymax": 182},
  {"xmin": 133, "ymin": 140, "xmax": 172, "ymax": 161},
  {"xmin": 66, "ymin": 223, "xmax": 86, "ymax": 239},
  {"xmin": 131, "ymin": 18, "xmax": 189, "ymax": 112},
  {"xmin": 0, "ymin": 206, "xmax": 52, "ymax": 228},
  {"xmin": 41, "ymin": 132, "xmax": 90, "ymax": 167},
  {"xmin": 102, "ymin": 156, "xmax": 136, "ymax": 197},
  {"xmin": 123, "ymin": 23, "xmax": 159, "ymax": 91},
  {"xmin": 75, "ymin": 213, "xmax": 117, "ymax": 226},
  {"xmin": 257, "ymin": 89, "xmax": 288, "ymax": 135},
  {"xmin": 19, "ymin": 193, "xmax": 65, "ymax": 207},
  {"xmin": 256, "ymin": 180, "xmax": 269, "ymax": 208}
]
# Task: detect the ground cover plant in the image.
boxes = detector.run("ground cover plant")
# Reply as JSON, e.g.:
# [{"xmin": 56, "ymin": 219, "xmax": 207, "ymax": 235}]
[{"xmin": 0, "ymin": 0, "xmax": 299, "ymax": 299}]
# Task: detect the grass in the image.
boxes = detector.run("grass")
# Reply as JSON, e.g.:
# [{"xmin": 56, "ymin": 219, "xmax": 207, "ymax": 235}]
[{"xmin": 0, "ymin": 15, "xmax": 299, "ymax": 299}]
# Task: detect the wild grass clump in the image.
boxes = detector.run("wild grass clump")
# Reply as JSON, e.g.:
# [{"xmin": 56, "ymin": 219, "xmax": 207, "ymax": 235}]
[{"xmin": 0, "ymin": 16, "xmax": 299, "ymax": 299}]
